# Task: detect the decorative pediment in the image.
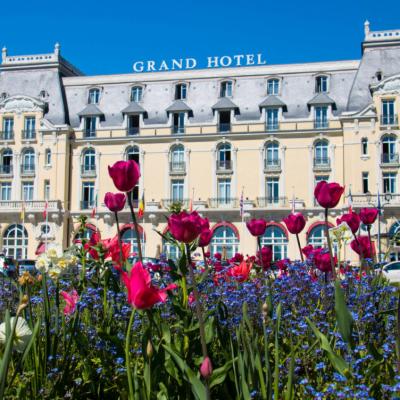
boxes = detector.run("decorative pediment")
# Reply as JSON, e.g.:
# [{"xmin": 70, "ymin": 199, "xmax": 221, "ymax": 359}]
[
  {"xmin": 370, "ymin": 74, "xmax": 400, "ymax": 95},
  {"xmin": 343, "ymin": 103, "xmax": 377, "ymax": 119},
  {"xmin": 0, "ymin": 95, "xmax": 46, "ymax": 114}
]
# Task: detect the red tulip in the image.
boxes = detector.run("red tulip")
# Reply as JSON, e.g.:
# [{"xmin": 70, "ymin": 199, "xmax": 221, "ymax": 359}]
[
  {"xmin": 336, "ymin": 212, "xmax": 360, "ymax": 234},
  {"xmin": 350, "ymin": 236, "xmax": 375, "ymax": 259},
  {"xmin": 359, "ymin": 208, "xmax": 379, "ymax": 225},
  {"xmin": 199, "ymin": 229, "xmax": 213, "ymax": 247},
  {"xmin": 246, "ymin": 218, "xmax": 267, "ymax": 237},
  {"xmin": 168, "ymin": 211, "xmax": 203, "ymax": 243},
  {"xmin": 229, "ymin": 253, "xmax": 244, "ymax": 263},
  {"xmin": 200, "ymin": 356, "xmax": 213, "ymax": 379},
  {"xmin": 314, "ymin": 181, "xmax": 344, "ymax": 209},
  {"xmin": 283, "ymin": 212, "xmax": 306, "ymax": 234},
  {"xmin": 302, "ymin": 244, "xmax": 314, "ymax": 258},
  {"xmin": 104, "ymin": 235, "xmax": 131, "ymax": 266},
  {"xmin": 276, "ymin": 258, "xmax": 290, "ymax": 271},
  {"xmin": 120, "ymin": 262, "xmax": 177, "ymax": 309},
  {"xmin": 104, "ymin": 192, "xmax": 126, "ymax": 212},
  {"xmin": 108, "ymin": 160, "xmax": 140, "ymax": 192},
  {"xmin": 227, "ymin": 260, "xmax": 252, "ymax": 282},
  {"xmin": 199, "ymin": 217, "xmax": 210, "ymax": 231},
  {"xmin": 313, "ymin": 248, "xmax": 337, "ymax": 273},
  {"xmin": 258, "ymin": 246, "xmax": 272, "ymax": 269}
]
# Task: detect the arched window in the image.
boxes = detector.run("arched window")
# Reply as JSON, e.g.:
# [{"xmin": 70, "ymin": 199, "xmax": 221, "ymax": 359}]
[
  {"xmin": 3, "ymin": 224, "xmax": 28, "ymax": 259},
  {"xmin": 82, "ymin": 149, "xmax": 96, "ymax": 172},
  {"xmin": 220, "ymin": 81, "xmax": 233, "ymax": 98},
  {"xmin": 1, "ymin": 149, "xmax": 12, "ymax": 174},
  {"xmin": 314, "ymin": 140, "xmax": 329, "ymax": 166},
  {"xmin": 315, "ymin": 75, "xmax": 328, "ymax": 93},
  {"xmin": 382, "ymin": 135, "xmax": 397, "ymax": 163},
  {"xmin": 126, "ymin": 146, "xmax": 140, "ymax": 163},
  {"xmin": 162, "ymin": 237, "xmax": 181, "ymax": 261},
  {"xmin": 175, "ymin": 83, "xmax": 187, "ymax": 100},
  {"xmin": 361, "ymin": 138, "xmax": 368, "ymax": 156},
  {"xmin": 210, "ymin": 225, "xmax": 239, "ymax": 259},
  {"xmin": 121, "ymin": 227, "xmax": 145, "ymax": 257},
  {"xmin": 170, "ymin": 144, "xmax": 185, "ymax": 171},
  {"xmin": 88, "ymin": 88, "xmax": 100, "ymax": 104},
  {"xmin": 267, "ymin": 78, "xmax": 280, "ymax": 95},
  {"xmin": 261, "ymin": 225, "xmax": 288, "ymax": 261},
  {"xmin": 217, "ymin": 143, "xmax": 232, "ymax": 170},
  {"xmin": 21, "ymin": 148, "xmax": 35, "ymax": 173},
  {"xmin": 265, "ymin": 142, "xmax": 280, "ymax": 168},
  {"xmin": 131, "ymin": 86, "xmax": 143, "ymax": 102},
  {"xmin": 308, "ymin": 224, "xmax": 326, "ymax": 248}
]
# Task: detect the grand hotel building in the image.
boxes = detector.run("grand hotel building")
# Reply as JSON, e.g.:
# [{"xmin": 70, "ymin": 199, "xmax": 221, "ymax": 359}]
[{"xmin": 1, "ymin": 22, "xmax": 400, "ymax": 262}]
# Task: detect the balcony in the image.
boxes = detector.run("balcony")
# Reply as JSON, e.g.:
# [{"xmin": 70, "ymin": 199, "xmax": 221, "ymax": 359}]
[
  {"xmin": 216, "ymin": 160, "xmax": 233, "ymax": 173},
  {"xmin": 314, "ymin": 119, "xmax": 329, "ymax": 129},
  {"xmin": 381, "ymin": 153, "xmax": 399, "ymax": 166},
  {"xmin": 0, "ymin": 131, "xmax": 14, "ymax": 141},
  {"xmin": 350, "ymin": 193, "xmax": 400, "ymax": 208},
  {"xmin": 22, "ymin": 130, "xmax": 36, "ymax": 140},
  {"xmin": 0, "ymin": 165, "xmax": 13, "ymax": 177},
  {"xmin": 380, "ymin": 114, "xmax": 399, "ymax": 128},
  {"xmin": 127, "ymin": 127, "xmax": 140, "ymax": 136},
  {"xmin": 0, "ymin": 200, "xmax": 61, "ymax": 213},
  {"xmin": 20, "ymin": 164, "xmax": 35, "ymax": 176},
  {"xmin": 313, "ymin": 157, "xmax": 331, "ymax": 171},
  {"xmin": 264, "ymin": 159, "xmax": 281, "ymax": 172},
  {"xmin": 162, "ymin": 198, "xmax": 190, "ymax": 209},
  {"xmin": 169, "ymin": 161, "xmax": 186, "ymax": 175},
  {"xmin": 81, "ymin": 200, "xmax": 95, "ymax": 210},
  {"xmin": 208, "ymin": 197, "xmax": 238, "ymax": 208},
  {"xmin": 172, "ymin": 126, "xmax": 185, "ymax": 134},
  {"xmin": 256, "ymin": 197, "xmax": 287, "ymax": 207},
  {"xmin": 83, "ymin": 129, "xmax": 96, "ymax": 138},
  {"xmin": 218, "ymin": 123, "xmax": 231, "ymax": 133},
  {"xmin": 266, "ymin": 122, "xmax": 279, "ymax": 132},
  {"xmin": 81, "ymin": 165, "xmax": 97, "ymax": 177}
]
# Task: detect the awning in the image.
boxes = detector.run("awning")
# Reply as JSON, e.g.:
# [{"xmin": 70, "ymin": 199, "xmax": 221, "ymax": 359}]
[
  {"xmin": 77, "ymin": 104, "xmax": 104, "ymax": 117},
  {"xmin": 121, "ymin": 102, "xmax": 146, "ymax": 115},
  {"xmin": 307, "ymin": 93, "xmax": 336, "ymax": 109},
  {"xmin": 259, "ymin": 95, "xmax": 287, "ymax": 110},
  {"xmin": 166, "ymin": 100, "xmax": 193, "ymax": 114},
  {"xmin": 211, "ymin": 97, "xmax": 239, "ymax": 111}
]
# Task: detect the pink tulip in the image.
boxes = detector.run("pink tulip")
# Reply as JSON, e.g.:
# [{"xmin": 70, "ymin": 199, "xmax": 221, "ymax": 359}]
[
  {"xmin": 199, "ymin": 356, "xmax": 213, "ymax": 379},
  {"xmin": 359, "ymin": 208, "xmax": 379, "ymax": 225},
  {"xmin": 314, "ymin": 181, "xmax": 344, "ymax": 209},
  {"xmin": 246, "ymin": 218, "xmax": 267, "ymax": 237},
  {"xmin": 120, "ymin": 262, "xmax": 177, "ymax": 309},
  {"xmin": 168, "ymin": 211, "xmax": 203, "ymax": 243},
  {"xmin": 337, "ymin": 212, "xmax": 360, "ymax": 234},
  {"xmin": 350, "ymin": 236, "xmax": 375, "ymax": 259},
  {"xmin": 108, "ymin": 160, "xmax": 140, "ymax": 192},
  {"xmin": 199, "ymin": 229, "xmax": 213, "ymax": 247},
  {"xmin": 227, "ymin": 260, "xmax": 252, "ymax": 282},
  {"xmin": 283, "ymin": 212, "xmax": 306, "ymax": 234},
  {"xmin": 60, "ymin": 289, "xmax": 79, "ymax": 316},
  {"xmin": 104, "ymin": 192, "xmax": 126, "ymax": 212}
]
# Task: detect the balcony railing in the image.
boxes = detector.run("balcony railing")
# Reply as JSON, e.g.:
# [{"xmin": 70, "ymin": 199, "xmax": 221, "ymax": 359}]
[
  {"xmin": 81, "ymin": 165, "xmax": 97, "ymax": 177},
  {"xmin": 208, "ymin": 197, "xmax": 238, "ymax": 208},
  {"xmin": 218, "ymin": 123, "xmax": 231, "ymax": 132},
  {"xmin": 127, "ymin": 127, "xmax": 140, "ymax": 136},
  {"xmin": 0, "ymin": 131, "xmax": 14, "ymax": 141},
  {"xmin": 264, "ymin": 159, "xmax": 281, "ymax": 172},
  {"xmin": 313, "ymin": 157, "xmax": 331, "ymax": 170},
  {"xmin": 216, "ymin": 160, "xmax": 232, "ymax": 172},
  {"xmin": 22, "ymin": 130, "xmax": 36, "ymax": 140},
  {"xmin": 162, "ymin": 198, "xmax": 190, "ymax": 209},
  {"xmin": 81, "ymin": 200, "xmax": 96, "ymax": 210},
  {"xmin": 381, "ymin": 114, "xmax": 399, "ymax": 127},
  {"xmin": 257, "ymin": 197, "xmax": 287, "ymax": 207},
  {"xmin": 266, "ymin": 122, "xmax": 279, "ymax": 131},
  {"xmin": 0, "ymin": 200, "xmax": 61, "ymax": 212},
  {"xmin": 381, "ymin": 153, "xmax": 399, "ymax": 165},
  {"xmin": 169, "ymin": 161, "xmax": 186, "ymax": 174},
  {"xmin": 84, "ymin": 129, "xmax": 96, "ymax": 138},
  {"xmin": 172, "ymin": 126, "xmax": 185, "ymax": 134},
  {"xmin": 20, "ymin": 164, "xmax": 35, "ymax": 175},
  {"xmin": 0, "ymin": 165, "xmax": 13, "ymax": 176},
  {"xmin": 349, "ymin": 193, "xmax": 400, "ymax": 207},
  {"xmin": 314, "ymin": 119, "xmax": 329, "ymax": 129}
]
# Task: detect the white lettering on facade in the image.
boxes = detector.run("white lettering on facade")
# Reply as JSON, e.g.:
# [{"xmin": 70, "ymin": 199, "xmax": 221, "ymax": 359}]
[
  {"xmin": 219, "ymin": 56, "xmax": 232, "ymax": 67},
  {"xmin": 257, "ymin": 53, "xmax": 266, "ymax": 65},
  {"xmin": 207, "ymin": 56, "xmax": 219, "ymax": 68},
  {"xmin": 171, "ymin": 59, "xmax": 183, "ymax": 70},
  {"xmin": 186, "ymin": 58, "xmax": 197, "ymax": 69},
  {"xmin": 233, "ymin": 54, "xmax": 244, "ymax": 66},
  {"xmin": 133, "ymin": 61, "xmax": 144, "ymax": 72}
]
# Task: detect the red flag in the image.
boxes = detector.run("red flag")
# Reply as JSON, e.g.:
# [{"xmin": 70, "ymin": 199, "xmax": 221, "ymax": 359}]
[{"xmin": 43, "ymin": 200, "xmax": 48, "ymax": 220}]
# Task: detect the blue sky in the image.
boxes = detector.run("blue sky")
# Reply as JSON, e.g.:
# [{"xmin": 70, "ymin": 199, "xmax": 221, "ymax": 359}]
[{"xmin": 1, "ymin": 0, "xmax": 399, "ymax": 75}]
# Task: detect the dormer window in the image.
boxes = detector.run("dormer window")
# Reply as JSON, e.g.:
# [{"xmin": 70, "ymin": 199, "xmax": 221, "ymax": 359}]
[
  {"xmin": 220, "ymin": 81, "xmax": 232, "ymax": 98},
  {"xmin": 315, "ymin": 76, "xmax": 328, "ymax": 93},
  {"xmin": 267, "ymin": 79, "xmax": 280, "ymax": 95},
  {"xmin": 88, "ymin": 88, "xmax": 100, "ymax": 104},
  {"xmin": 175, "ymin": 83, "xmax": 187, "ymax": 100},
  {"xmin": 1, "ymin": 92, "xmax": 8, "ymax": 101},
  {"xmin": 131, "ymin": 86, "xmax": 143, "ymax": 102}
]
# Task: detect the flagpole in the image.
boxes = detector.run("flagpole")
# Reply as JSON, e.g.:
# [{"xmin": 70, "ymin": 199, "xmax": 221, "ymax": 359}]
[
  {"xmin": 45, "ymin": 201, "xmax": 48, "ymax": 252},
  {"xmin": 377, "ymin": 188, "xmax": 381, "ymax": 263}
]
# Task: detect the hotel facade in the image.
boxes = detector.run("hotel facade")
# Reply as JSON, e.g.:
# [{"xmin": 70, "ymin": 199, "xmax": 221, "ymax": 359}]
[{"xmin": 1, "ymin": 21, "xmax": 400, "ymax": 262}]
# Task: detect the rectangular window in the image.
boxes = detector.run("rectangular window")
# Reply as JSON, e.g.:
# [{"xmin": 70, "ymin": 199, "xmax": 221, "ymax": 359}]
[
  {"xmin": 2, "ymin": 118, "xmax": 14, "ymax": 140},
  {"xmin": 382, "ymin": 99, "xmax": 395, "ymax": 125},
  {"xmin": 44, "ymin": 180, "xmax": 50, "ymax": 200},
  {"xmin": 175, "ymin": 84, "xmax": 187, "ymax": 100},
  {"xmin": 128, "ymin": 115, "xmax": 140, "ymax": 135},
  {"xmin": 316, "ymin": 76, "xmax": 328, "ymax": 93},
  {"xmin": 219, "ymin": 111, "xmax": 231, "ymax": 132},
  {"xmin": 45, "ymin": 149, "xmax": 51, "ymax": 166},
  {"xmin": 220, "ymin": 81, "xmax": 232, "ymax": 98},
  {"xmin": 171, "ymin": 179, "xmax": 184, "ymax": 202},
  {"xmin": 361, "ymin": 138, "xmax": 368, "ymax": 155},
  {"xmin": 84, "ymin": 117, "xmax": 96, "ymax": 137},
  {"xmin": 383, "ymin": 173, "xmax": 396, "ymax": 194},
  {"xmin": 218, "ymin": 178, "xmax": 231, "ymax": 205},
  {"xmin": 362, "ymin": 172, "xmax": 369, "ymax": 194},
  {"xmin": 0, "ymin": 182, "xmax": 11, "ymax": 200},
  {"xmin": 24, "ymin": 117, "xmax": 36, "ymax": 139},
  {"xmin": 267, "ymin": 79, "xmax": 279, "ymax": 95},
  {"xmin": 173, "ymin": 113, "xmax": 185, "ymax": 134},
  {"xmin": 131, "ymin": 87, "xmax": 143, "ymax": 102},
  {"xmin": 266, "ymin": 177, "xmax": 279, "ymax": 203},
  {"xmin": 22, "ymin": 181, "xmax": 34, "ymax": 201},
  {"xmin": 82, "ymin": 182, "xmax": 95, "ymax": 209},
  {"xmin": 315, "ymin": 107, "xmax": 328, "ymax": 128},
  {"xmin": 266, "ymin": 108, "xmax": 279, "ymax": 131}
]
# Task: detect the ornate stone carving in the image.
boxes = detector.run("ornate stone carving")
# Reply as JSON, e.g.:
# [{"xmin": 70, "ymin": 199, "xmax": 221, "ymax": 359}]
[
  {"xmin": 371, "ymin": 75, "xmax": 400, "ymax": 95},
  {"xmin": 0, "ymin": 95, "xmax": 46, "ymax": 114}
]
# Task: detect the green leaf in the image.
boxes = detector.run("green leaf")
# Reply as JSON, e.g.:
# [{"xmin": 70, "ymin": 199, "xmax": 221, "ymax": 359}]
[
  {"xmin": 209, "ymin": 358, "xmax": 237, "ymax": 389},
  {"xmin": 334, "ymin": 280, "xmax": 354, "ymax": 348},
  {"xmin": 21, "ymin": 318, "xmax": 40, "ymax": 365},
  {"xmin": 204, "ymin": 316, "xmax": 215, "ymax": 344}
]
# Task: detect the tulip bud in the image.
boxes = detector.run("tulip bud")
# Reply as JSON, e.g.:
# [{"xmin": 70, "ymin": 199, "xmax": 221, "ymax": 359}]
[
  {"xmin": 262, "ymin": 302, "xmax": 269, "ymax": 322},
  {"xmin": 146, "ymin": 339, "xmax": 153, "ymax": 359},
  {"xmin": 199, "ymin": 356, "xmax": 213, "ymax": 379},
  {"xmin": 17, "ymin": 295, "xmax": 29, "ymax": 315}
]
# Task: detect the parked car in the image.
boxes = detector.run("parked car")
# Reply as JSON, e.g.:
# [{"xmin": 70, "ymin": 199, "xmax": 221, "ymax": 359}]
[
  {"xmin": 0, "ymin": 255, "xmax": 17, "ymax": 278},
  {"xmin": 17, "ymin": 259, "xmax": 37, "ymax": 275},
  {"xmin": 380, "ymin": 261, "xmax": 400, "ymax": 283}
]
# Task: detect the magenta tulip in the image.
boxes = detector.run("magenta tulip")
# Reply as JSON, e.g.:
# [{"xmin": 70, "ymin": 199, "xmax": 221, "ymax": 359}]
[
  {"xmin": 314, "ymin": 181, "xmax": 345, "ymax": 209},
  {"xmin": 314, "ymin": 248, "xmax": 337, "ymax": 273},
  {"xmin": 108, "ymin": 160, "xmax": 140, "ymax": 192},
  {"xmin": 337, "ymin": 212, "xmax": 360, "ymax": 234},
  {"xmin": 283, "ymin": 212, "xmax": 306, "ymax": 234},
  {"xmin": 104, "ymin": 192, "xmax": 126, "ymax": 212},
  {"xmin": 199, "ymin": 229, "xmax": 213, "ymax": 247},
  {"xmin": 359, "ymin": 208, "xmax": 379, "ymax": 225},
  {"xmin": 168, "ymin": 211, "xmax": 203, "ymax": 243},
  {"xmin": 350, "ymin": 236, "xmax": 375, "ymax": 259},
  {"xmin": 200, "ymin": 356, "xmax": 213, "ymax": 379},
  {"xmin": 246, "ymin": 218, "xmax": 267, "ymax": 237},
  {"xmin": 258, "ymin": 246, "xmax": 272, "ymax": 269}
]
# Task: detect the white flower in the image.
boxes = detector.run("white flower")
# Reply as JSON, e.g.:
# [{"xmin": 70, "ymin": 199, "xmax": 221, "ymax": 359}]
[
  {"xmin": 46, "ymin": 244, "xmax": 63, "ymax": 261},
  {"xmin": 329, "ymin": 222, "xmax": 353, "ymax": 244},
  {"xmin": 35, "ymin": 254, "xmax": 50, "ymax": 273},
  {"xmin": 0, "ymin": 317, "xmax": 32, "ymax": 352}
]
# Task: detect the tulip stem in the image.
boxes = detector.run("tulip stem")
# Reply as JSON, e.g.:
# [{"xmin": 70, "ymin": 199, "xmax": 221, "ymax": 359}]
[
  {"xmin": 257, "ymin": 236, "xmax": 264, "ymax": 270},
  {"xmin": 125, "ymin": 309, "xmax": 136, "ymax": 400},
  {"xmin": 127, "ymin": 191, "xmax": 143, "ymax": 263},
  {"xmin": 201, "ymin": 247, "xmax": 208, "ymax": 270},
  {"xmin": 367, "ymin": 225, "xmax": 376, "ymax": 265},
  {"xmin": 296, "ymin": 234, "xmax": 304, "ymax": 262},
  {"xmin": 324, "ymin": 208, "xmax": 336, "ymax": 279},
  {"xmin": 114, "ymin": 211, "xmax": 124, "ymax": 267},
  {"xmin": 185, "ymin": 244, "xmax": 211, "ymax": 400}
]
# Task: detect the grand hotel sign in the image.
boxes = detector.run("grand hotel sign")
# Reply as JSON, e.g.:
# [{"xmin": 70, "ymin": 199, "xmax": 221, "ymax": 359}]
[{"xmin": 132, "ymin": 53, "xmax": 266, "ymax": 73}]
